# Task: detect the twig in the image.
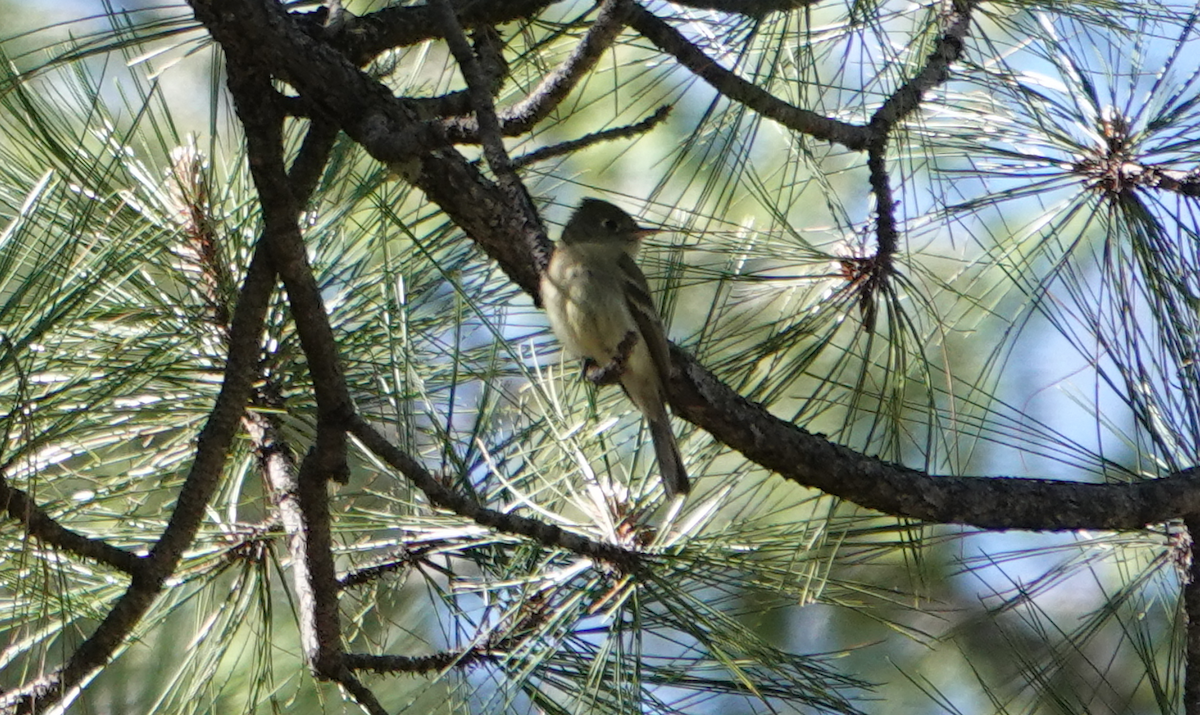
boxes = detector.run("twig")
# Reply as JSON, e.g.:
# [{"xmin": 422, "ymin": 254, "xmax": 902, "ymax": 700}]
[
  {"xmin": 348, "ymin": 415, "xmax": 643, "ymax": 573},
  {"xmin": 444, "ymin": 0, "xmax": 632, "ymax": 143},
  {"xmin": 512, "ymin": 105, "xmax": 672, "ymax": 168},
  {"xmin": 865, "ymin": 138, "xmax": 898, "ymax": 260},
  {"xmin": 339, "ymin": 548, "xmax": 421, "ymax": 589},
  {"xmin": 433, "ymin": 0, "xmax": 545, "ymax": 244},
  {"xmin": 344, "ymin": 650, "xmax": 494, "ymax": 673},
  {"xmin": 867, "ymin": 0, "xmax": 976, "ymax": 133},
  {"xmin": 0, "ymin": 481, "xmax": 143, "ymax": 575},
  {"xmin": 667, "ymin": 0, "xmax": 821, "ymax": 15},
  {"xmin": 502, "ymin": 0, "xmax": 628, "ymax": 133},
  {"xmin": 855, "ymin": 1, "xmax": 976, "ymax": 319},
  {"xmin": 626, "ymin": 2, "xmax": 868, "ymax": 150},
  {"xmin": 1183, "ymin": 518, "xmax": 1200, "ymax": 714},
  {"xmin": 1082, "ymin": 161, "xmax": 1200, "ymax": 197}
]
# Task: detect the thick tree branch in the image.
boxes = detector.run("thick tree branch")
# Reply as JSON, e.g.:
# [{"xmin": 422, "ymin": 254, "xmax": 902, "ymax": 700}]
[
  {"xmin": 667, "ymin": 0, "xmax": 820, "ymax": 15},
  {"xmin": 189, "ymin": 0, "xmax": 553, "ymax": 289},
  {"xmin": 667, "ymin": 345, "xmax": 1200, "ymax": 530},
  {"xmin": 228, "ymin": 66, "xmax": 349, "ymax": 679},
  {"xmin": 250, "ymin": 406, "xmax": 332, "ymax": 672},
  {"xmin": 331, "ymin": 0, "xmax": 556, "ymax": 65},
  {"xmin": 147, "ymin": 246, "xmax": 277, "ymax": 573},
  {"xmin": 190, "ymin": 0, "xmax": 448, "ymax": 160},
  {"xmin": 200, "ymin": 0, "xmax": 1200, "ymax": 534},
  {"xmin": 416, "ymin": 147, "xmax": 555, "ymax": 285},
  {"xmin": 231, "ymin": 93, "xmax": 355, "ymax": 437}
]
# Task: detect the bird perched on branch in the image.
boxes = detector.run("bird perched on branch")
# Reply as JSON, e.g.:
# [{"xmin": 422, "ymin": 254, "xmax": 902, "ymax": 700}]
[{"xmin": 540, "ymin": 198, "xmax": 690, "ymax": 498}]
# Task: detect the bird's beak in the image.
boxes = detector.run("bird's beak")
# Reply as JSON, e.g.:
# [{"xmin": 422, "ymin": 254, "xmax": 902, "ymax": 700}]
[{"xmin": 635, "ymin": 226, "xmax": 659, "ymax": 239}]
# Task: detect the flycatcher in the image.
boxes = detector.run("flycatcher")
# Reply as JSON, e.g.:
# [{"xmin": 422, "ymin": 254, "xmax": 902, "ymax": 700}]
[{"xmin": 540, "ymin": 199, "xmax": 690, "ymax": 497}]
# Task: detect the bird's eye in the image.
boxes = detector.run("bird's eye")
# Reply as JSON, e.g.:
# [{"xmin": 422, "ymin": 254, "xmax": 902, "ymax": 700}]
[{"xmin": 601, "ymin": 218, "xmax": 617, "ymax": 231}]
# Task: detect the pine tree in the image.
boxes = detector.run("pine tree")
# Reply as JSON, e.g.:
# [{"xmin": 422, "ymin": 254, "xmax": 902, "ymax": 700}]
[{"xmin": 2, "ymin": 1, "xmax": 1200, "ymax": 713}]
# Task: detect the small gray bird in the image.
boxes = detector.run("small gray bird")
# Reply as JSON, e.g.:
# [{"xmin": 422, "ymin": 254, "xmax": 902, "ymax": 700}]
[{"xmin": 540, "ymin": 199, "xmax": 690, "ymax": 498}]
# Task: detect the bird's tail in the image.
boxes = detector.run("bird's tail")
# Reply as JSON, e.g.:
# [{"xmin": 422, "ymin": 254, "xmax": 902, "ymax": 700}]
[{"xmin": 648, "ymin": 412, "xmax": 690, "ymax": 498}]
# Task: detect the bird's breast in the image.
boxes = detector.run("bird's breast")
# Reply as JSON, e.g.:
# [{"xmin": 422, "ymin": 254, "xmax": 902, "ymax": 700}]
[{"xmin": 543, "ymin": 253, "xmax": 637, "ymax": 363}]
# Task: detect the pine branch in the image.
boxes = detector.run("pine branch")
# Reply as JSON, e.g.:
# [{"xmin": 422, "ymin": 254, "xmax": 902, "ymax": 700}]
[
  {"xmin": 626, "ymin": 2, "xmax": 869, "ymax": 149},
  {"xmin": 0, "ymin": 480, "xmax": 143, "ymax": 575},
  {"xmin": 348, "ymin": 415, "xmax": 645, "ymax": 572}
]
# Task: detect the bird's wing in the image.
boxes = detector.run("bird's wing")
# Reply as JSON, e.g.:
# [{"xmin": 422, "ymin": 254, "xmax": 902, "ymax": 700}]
[{"xmin": 619, "ymin": 252, "xmax": 672, "ymax": 382}]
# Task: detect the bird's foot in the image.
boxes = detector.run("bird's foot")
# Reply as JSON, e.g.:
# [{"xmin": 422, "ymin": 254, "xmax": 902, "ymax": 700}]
[{"xmin": 584, "ymin": 330, "xmax": 639, "ymax": 386}]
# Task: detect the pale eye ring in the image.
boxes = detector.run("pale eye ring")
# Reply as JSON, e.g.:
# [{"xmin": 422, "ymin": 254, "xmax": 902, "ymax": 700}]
[{"xmin": 601, "ymin": 218, "xmax": 618, "ymax": 231}]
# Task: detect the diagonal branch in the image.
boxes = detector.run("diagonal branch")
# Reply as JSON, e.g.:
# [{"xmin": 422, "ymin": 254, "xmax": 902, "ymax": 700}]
[
  {"xmin": 512, "ymin": 104, "xmax": 672, "ymax": 168},
  {"xmin": 862, "ymin": 0, "xmax": 976, "ymax": 257},
  {"xmin": 433, "ymin": 0, "xmax": 544, "ymax": 240},
  {"xmin": 2, "ymin": 232, "xmax": 278, "ymax": 715},
  {"xmin": 348, "ymin": 416, "xmax": 644, "ymax": 572},
  {"xmin": 333, "ymin": 671, "xmax": 390, "ymax": 715},
  {"xmin": 442, "ymin": 0, "xmax": 632, "ymax": 142},
  {"xmin": 626, "ymin": 2, "xmax": 869, "ymax": 150},
  {"xmin": 189, "ymin": 0, "xmax": 554, "ymax": 288},
  {"xmin": 0, "ymin": 480, "xmax": 143, "ymax": 575}
]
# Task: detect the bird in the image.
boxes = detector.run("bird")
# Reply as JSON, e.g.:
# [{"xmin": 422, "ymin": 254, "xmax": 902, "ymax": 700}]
[{"xmin": 540, "ymin": 198, "xmax": 690, "ymax": 498}]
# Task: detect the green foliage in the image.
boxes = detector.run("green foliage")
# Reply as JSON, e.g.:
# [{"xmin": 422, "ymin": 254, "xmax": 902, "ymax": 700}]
[{"xmin": 2, "ymin": 1, "xmax": 1199, "ymax": 713}]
